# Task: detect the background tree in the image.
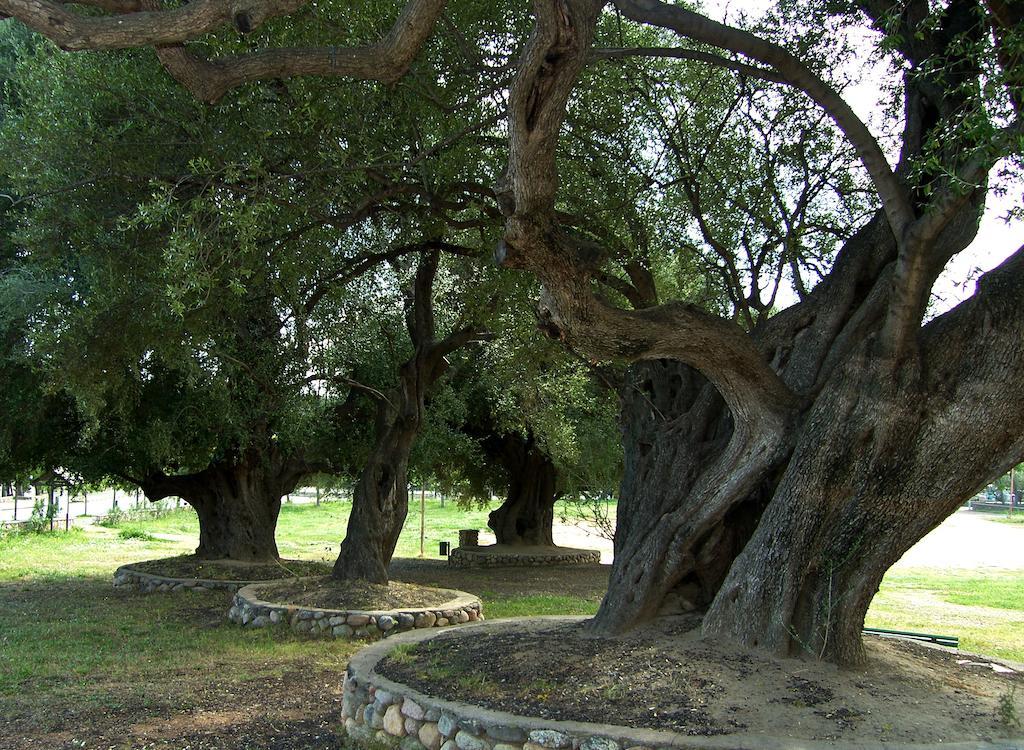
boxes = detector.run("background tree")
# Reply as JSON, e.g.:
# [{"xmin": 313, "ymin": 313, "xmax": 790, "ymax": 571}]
[
  {"xmin": 433, "ymin": 302, "xmax": 621, "ymax": 547},
  {"xmin": 0, "ymin": 18, "xmax": 505, "ymax": 561},
  {"xmin": 332, "ymin": 247, "xmax": 493, "ymax": 582}
]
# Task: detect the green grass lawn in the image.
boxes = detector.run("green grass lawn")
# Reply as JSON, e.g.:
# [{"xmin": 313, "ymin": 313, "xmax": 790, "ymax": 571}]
[
  {"xmin": 865, "ymin": 568, "xmax": 1024, "ymax": 663},
  {"xmin": 99, "ymin": 494, "xmax": 500, "ymax": 566}
]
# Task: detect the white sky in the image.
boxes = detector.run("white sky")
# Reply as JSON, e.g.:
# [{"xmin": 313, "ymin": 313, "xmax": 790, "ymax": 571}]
[{"xmin": 702, "ymin": 0, "xmax": 1022, "ymax": 314}]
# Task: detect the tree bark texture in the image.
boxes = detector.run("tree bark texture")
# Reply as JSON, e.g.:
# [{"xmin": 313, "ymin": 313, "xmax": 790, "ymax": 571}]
[
  {"xmin": 333, "ymin": 251, "xmax": 483, "ymax": 583},
  {"xmin": 486, "ymin": 432, "xmax": 559, "ymax": 546},
  {"xmin": 141, "ymin": 448, "xmax": 306, "ymax": 562},
  {"xmin": 497, "ymin": 0, "xmax": 1023, "ymax": 665},
  {"xmin": 331, "ymin": 382, "xmax": 421, "ymax": 584}
]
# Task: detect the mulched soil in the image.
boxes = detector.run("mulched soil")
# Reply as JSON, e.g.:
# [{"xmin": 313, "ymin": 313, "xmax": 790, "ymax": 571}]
[
  {"xmin": 131, "ymin": 555, "xmax": 334, "ymax": 581},
  {"xmin": 1, "ymin": 664, "xmax": 346, "ymax": 750},
  {"xmin": 252, "ymin": 576, "xmax": 462, "ymax": 610},
  {"xmin": 388, "ymin": 558, "xmax": 611, "ymax": 599},
  {"xmin": 378, "ymin": 617, "xmax": 1024, "ymax": 744},
  {"xmin": 381, "ymin": 615, "xmax": 729, "ymax": 735}
]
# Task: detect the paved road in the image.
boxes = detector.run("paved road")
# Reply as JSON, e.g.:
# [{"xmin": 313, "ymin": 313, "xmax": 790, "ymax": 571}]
[
  {"xmin": 553, "ymin": 507, "xmax": 1024, "ymax": 570},
  {"xmin": 894, "ymin": 507, "xmax": 1024, "ymax": 570},
  {"xmin": 0, "ymin": 487, "xmax": 325, "ymax": 524}
]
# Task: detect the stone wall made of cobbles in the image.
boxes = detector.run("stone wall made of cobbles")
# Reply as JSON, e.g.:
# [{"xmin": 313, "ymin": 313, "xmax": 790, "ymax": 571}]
[
  {"xmin": 343, "ymin": 620, "xmax": 735, "ymax": 750},
  {"xmin": 343, "ymin": 618, "xmax": 1000, "ymax": 750},
  {"xmin": 227, "ymin": 583, "xmax": 483, "ymax": 640},
  {"xmin": 113, "ymin": 565, "xmax": 251, "ymax": 593},
  {"xmin": 447, "ymin": 548, "xmax": 600, "ymax": 569}
]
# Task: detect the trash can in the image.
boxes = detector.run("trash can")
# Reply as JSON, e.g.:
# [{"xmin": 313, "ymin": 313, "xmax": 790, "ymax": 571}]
[
  {"xmin": 458, "ymin": 529, "xmax": 479, "ymax": 548},
  {"xmin": 439, "ymin": 541, "xmax": 451, "ymax": 556}
]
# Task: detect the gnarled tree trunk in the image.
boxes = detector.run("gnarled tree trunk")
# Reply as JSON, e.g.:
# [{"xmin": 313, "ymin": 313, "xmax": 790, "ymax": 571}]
[
  {"xmin": 140, "ymin": 448, "xmax": 306, "ymax": 562},
  {"xmin": 592, "ymin": 358, "xmax": 790, "ymax": 630},
  {"xmin": 486, "ymin": 432, "xmax": 559, "ymax": 546},
  {"xmin": 333, "ymin": 250, "xmax": 483, "ymax": 584},
  {"xmin": 332, "ymin": 380, "xmax": 421, "ymax": 583},
  {"xmin": 702, "ymin": 267, "xmax": 1024, "ymax": 663},
  {"xmin": 494, "ymin": 0, "xmax": 1023, "ymax": 667}
]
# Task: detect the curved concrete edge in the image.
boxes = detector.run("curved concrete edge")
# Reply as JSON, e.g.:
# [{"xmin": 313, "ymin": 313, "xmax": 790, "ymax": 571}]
[
  {"xmin": 228, "ymin": 580, "xmax": 483, "ymax": 639},
  {"xmin": 113, "ymin": 563, "xmax": 259, "ymax": 593},
  {"xmin": 342, "ymin": 616, "xmax": 1024, "ymax": 750},
  {"xmin": 448, "ymin": 546, "xmax": 601, "ymax": 569}
]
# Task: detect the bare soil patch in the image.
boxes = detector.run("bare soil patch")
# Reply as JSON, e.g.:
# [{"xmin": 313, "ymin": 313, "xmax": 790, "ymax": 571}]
[
  {"xmin": 132, "ymin": 555, "xmax": 333, "ymax": 581},
  {"xmin": 252, "ymin": 576, "xmax": 462, "ymax": 610},
  {"xmin": 388, "ymin": 557, "xmax": 610, "ymax": 598},
  {"xmin": 377, "ymin": 617, "xmax": 1024, "ymax": 744},
  {"xmin": 1, "ymin": 658, "xmax": 347, "ymax": 750}
]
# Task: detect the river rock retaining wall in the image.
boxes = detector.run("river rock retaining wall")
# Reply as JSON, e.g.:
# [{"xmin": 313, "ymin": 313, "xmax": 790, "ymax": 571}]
[
  {"xmin": 113, "ymin": 564, "xmax": 252, "ymax": 593},
  {"xmin": 227, "ymin": 583, "xmax": 483, "ymax": 640},
  {"xmin": 341, "ymin": 617, "xmax": 1011, "ymax": 750},
  {"xmin": 448, "ymin": 547, "xmax": 600, "ymax": 568}
]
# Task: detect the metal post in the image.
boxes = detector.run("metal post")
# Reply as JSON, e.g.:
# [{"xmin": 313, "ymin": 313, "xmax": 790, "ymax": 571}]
[
  {"xmin": 83, "ymin": 491, "xmax": 88, "ymax": 517},
  {"xmin": 316, "ymin": 486, "xmax": 321, "ymax": 506},
  {"xmin": 419, "ymin": 485, "xmax": 426, "ymax": 557},
  {"xmin": 12, "ymin": 493, "xmax": 17, "ymax": 522},
  {"xmin": 1011, "ymin": 467, "xmax": 1016, "ymax": 517},
  {"xmin": 113, "ymin": 488, "xmax": 118, "ymax": 510}
]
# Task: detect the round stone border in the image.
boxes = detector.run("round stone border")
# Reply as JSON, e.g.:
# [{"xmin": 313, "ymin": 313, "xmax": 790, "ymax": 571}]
[
  {"xmin": 448, "ymin": 546, "xmax": 601, "ymax": 569},
  {"xmin": 113, "ymin": 563, "xmax": 261, "ymax": 593},
  {"xmin": 341, "ymin": 616, "xmax": 1024, "ymax": 750},
  {"xmin": 227, "ymin": 580, "xmax": 483, "ymax": 639}
]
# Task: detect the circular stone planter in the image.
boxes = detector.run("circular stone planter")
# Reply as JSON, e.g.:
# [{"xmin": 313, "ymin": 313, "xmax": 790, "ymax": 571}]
[
  {"xmin": 448, "ymin": 545, "xmax": 601, "ymax": 568},
  {"xmin": 227, "ymin": 581, "xmax": 483, "ymax": 640},
  {"xmin": 341, "ymin": 617, "xmax": 1024, "ymax": 750},
  {"xmin": 113, "ymin": 563, "xmax": 263, "ymax": 593}
]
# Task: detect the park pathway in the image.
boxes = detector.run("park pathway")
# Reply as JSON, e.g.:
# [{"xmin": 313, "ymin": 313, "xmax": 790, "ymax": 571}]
[{"xmin": 553, "ymin": 507, "xmax": 1024, "ymax": 570}]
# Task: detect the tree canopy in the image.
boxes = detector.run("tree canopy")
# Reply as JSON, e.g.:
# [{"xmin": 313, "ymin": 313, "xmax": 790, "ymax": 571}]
[{"xmin": 0, "ymin": 0, "xmax": 1022, "ymax": 664}]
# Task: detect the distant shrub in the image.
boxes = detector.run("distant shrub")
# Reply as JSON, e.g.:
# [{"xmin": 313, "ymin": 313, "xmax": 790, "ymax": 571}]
[
  {"xmin": 118, "ymin": 526, "xmax": 158, "ymax": 541},
  {"xmin": 23, "ymin": 499, "xmax": 50, "ymax": 534},
  {"xmin": 97, "ymin": 507, "xmax": 127, "ymax": 528}
]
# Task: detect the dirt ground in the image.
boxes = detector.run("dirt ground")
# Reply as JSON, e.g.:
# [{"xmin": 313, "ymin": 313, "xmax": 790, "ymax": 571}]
[
  {"xmin": 379, "ymin": 616, "xmax": 1024, "ymax": 744},
  {"xmin": 5, "ymin": 558, "xmax": 1021, "ymax": 749},
  {"xmin": 0, "ymin": 657, "xmax": 347, "ymax": 750},
  {"xmin": 389, "ymin": 558, "xmax": 611, "ymax": 598},
  {"xmin": 132, "ymin": 556, "xmax": 333, "ymax": 581},
  {"xmin": 253, "ymin": 577, "xmax": 461, "ymax": 609}
]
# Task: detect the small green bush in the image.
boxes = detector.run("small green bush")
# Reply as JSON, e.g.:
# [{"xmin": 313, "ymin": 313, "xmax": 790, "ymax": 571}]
[
  {"xmin": 96, "ymin": 507, "xmax": 126, "ymax": 528},
  {"xmin": 23, "ymin": 499, "xmax": 50, "ymax": 534},
  {"xmin": 118, "ymin": 527, "xmax": 158, "ymax": 542}
]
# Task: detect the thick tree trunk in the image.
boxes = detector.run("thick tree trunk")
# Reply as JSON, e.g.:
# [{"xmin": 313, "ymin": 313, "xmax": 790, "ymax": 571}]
[
  {"xmin": 332, "ymin": 251, "xmax": 482, "ymax": 584},
  {"xmin": 590, "ymin": 360, "xmax": 788, "ymax": 630},
  {"xmin": 704, "ymin": 266, "xmax": 1024, "ymax": 664},
  {"xmin": 487, "ymin": 433, "xmax": 559, "ymax": 546},
  {"xmin": 333, "ymin": 410, "xmax": 416, "ymax": 583},
  {"xmin": 592, "ymin": 247, "xmax": 1024, "ymax": 665},
  {"xmin": 189, "ymin": 474, "xmax": 283, "ymax": 562},
  {"xmin": 141, "ymin": 449, "xmax": 304, "ymax": 563}
]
